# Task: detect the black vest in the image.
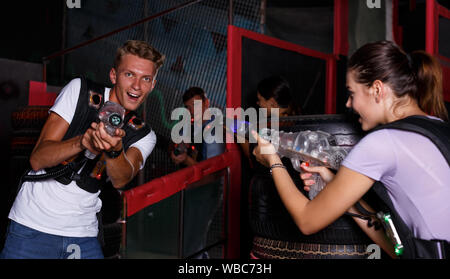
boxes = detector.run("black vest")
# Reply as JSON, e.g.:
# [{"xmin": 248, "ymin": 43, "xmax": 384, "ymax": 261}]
[
  {"xmin": 23, "ymin": 76, "xmax": 151, "ymax": 193},
  {"xmin": 362, "ymin": 115, "xmax": 450, "ymax": 259}
]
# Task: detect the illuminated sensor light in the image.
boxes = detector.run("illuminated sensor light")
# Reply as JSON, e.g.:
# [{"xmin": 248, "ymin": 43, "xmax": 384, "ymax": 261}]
[{"xmin": 394, "ymin": 244, "xmax": 404, "ymax": 256}]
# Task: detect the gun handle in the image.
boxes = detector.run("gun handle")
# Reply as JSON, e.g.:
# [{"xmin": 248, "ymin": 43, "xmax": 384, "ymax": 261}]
[{"xmin": 308, "ymin": 173, "xmax": 326, "ymax": 200}]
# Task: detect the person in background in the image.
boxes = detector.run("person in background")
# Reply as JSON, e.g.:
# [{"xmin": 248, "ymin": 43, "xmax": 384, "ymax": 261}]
[
  {"xmin": 170, "ymin": 87, "xmax": 225, "ymax": 166},
  {"xmin": 170, "ymin": 87, "xmax": 225, "ymax": 259}
]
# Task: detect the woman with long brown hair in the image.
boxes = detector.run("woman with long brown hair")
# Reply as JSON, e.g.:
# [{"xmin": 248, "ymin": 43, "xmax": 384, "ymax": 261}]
[{"xmin": 253, "ymin": 41, "xmax": 450, "ymax": 258}]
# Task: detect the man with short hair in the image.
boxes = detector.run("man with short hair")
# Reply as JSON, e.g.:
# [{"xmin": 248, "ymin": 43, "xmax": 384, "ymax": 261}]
[
  {"xmin": 171, "ymin": 87, "xmax": 225, "ymax": 166},
  {"xmin": 0, "ymin": 40, "xmax": 164, "ymax": 259},
  {"xmin": 170, "ymin": 87, "xmax": 225, "ymax": 259}
]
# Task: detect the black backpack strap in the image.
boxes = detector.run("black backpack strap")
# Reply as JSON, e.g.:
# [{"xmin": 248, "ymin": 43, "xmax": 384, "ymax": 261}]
[
  {"xmin": 73, "ymin": 111, "xmax": 152, "ymax": 193},
  {"xmin": 365, "ymin": 116, "xmax": 450, "ymax": 258},
  {"xmin": 63, "ymin": 76, "xmax": 107, "ymax": 141},
  {"xmin": 370, "ymin": 115, "xmax": 450, "ymax": 166},
  {"xmin": 122, "ymin": 111, "xmax": 152, "ymax": 150},
  {"xmin": 22, "ymin": 77, "xmax": 107, "ymax": 188},
  {"xmin": 370, "ymin": 182, "xmax": 416, "ymax": 258},
  {"xmin": 22, "ymin": 78, "xmax": 151, "ymax": 193}
]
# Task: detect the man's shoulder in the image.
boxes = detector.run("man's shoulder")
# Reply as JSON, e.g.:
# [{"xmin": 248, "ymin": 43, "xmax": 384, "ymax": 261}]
[{"xmin": 65, "ymin": 78, "xmax": 82, "ymax": 91}]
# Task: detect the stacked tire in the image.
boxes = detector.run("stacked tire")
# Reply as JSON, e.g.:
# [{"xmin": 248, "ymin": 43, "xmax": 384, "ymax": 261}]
[{"xmin": 248, "ymin": 114, "xmax": 382, "ymax": 259}]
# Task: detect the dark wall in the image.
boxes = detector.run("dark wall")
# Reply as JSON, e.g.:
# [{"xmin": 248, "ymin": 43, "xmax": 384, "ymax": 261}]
[
  {"xmin": 241, "ymin": 37, "xmax": 326, "ymax": 115},
  {"xmin": 0, "ymin": 1, "xmax": 63, "ymax": 63},
  {"xmin": 0, "ymin": 58, "xmax": 43, "ymax": 250}
]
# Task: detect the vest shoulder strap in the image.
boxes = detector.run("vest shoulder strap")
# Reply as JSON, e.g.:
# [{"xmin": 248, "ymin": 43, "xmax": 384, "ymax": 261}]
[
  {"xmin": 63, "ymin": 76, "xmax": 107, "ymax": 140},
  {"xmin": 122, "ymin": 111, "xmax": 152, "ymax": 150},
  {"xmin": 366, "ymin": 115, "xmax": 450, "ymax": 258},
  {"xmin": 370, "ymin": 115, "xmax": 450, "ymax": 166}
]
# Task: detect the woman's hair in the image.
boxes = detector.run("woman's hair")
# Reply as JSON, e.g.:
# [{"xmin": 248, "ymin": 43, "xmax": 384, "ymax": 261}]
[
  {"xmin": 348, "ymin": 40, "xmax": 448, "ymax": 121},
  {"xmin": 257, "ymin": 75, "xmax": 293, "ymax": 109},
  {"xmin": 114, "ymin": 40, "xmax": 165, "ymax": 70}
]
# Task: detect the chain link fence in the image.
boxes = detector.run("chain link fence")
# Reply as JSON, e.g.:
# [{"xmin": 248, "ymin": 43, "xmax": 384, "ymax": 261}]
[{"xmin": 46, "ymin": 0, "xmax": 262, "ymax": 183}]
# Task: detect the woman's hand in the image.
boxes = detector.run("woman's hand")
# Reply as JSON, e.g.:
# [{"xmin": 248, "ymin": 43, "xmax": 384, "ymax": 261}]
[
  {"xmin": 300, "ymin": 163, "xmax": 335, "ymax": 191},
  {"xmin": 251, "ymin": 130, "xmax": 282, "ymax": 167}
]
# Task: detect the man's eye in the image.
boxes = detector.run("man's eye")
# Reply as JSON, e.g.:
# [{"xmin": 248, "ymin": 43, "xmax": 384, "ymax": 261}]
[
  {"xmin": 125, "ymin": 72, "xmax": 133, "ymax": 77},
  {"xmin": 143, "ymin": 77, "xmax": 152, "ymax": 82}
]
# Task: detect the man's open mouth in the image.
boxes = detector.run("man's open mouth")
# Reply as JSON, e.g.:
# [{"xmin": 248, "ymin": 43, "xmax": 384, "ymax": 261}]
[{"xmin": 127, "ymin": 92, "xmax": 140, "ymax": 100}]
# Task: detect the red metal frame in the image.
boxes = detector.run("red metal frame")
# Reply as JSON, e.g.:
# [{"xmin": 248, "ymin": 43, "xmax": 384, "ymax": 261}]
[
  {"xmin": 28, "ymin": 81, "xmax": 57, "ymax": 106},
  {"xmin": 123, "ymin": 151, "xmax": 238, "ymax": 217},
  {"xmin": 426, "ymin": 0, "xmax": 450, "ymax": 102},
  {"xmin": 226, "ymin": 24, "xmax": 338, "ymax": 258},
  {"xmin": 227, "ymin": 25, "xmax": 337, "ymax": 114},
  {"xmin": 392, "ymin": 0, "xmax": 404, "ymax": 46},
  {"xmin": 334, "ymin": 0, "xmax": 349, "ymax": 56},
  {"xmin": 122, "ymin": 149, "xmax": 241, "ymax": 258}
]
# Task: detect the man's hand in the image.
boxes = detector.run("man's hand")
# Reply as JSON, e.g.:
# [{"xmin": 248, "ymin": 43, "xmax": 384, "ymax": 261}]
[
  {"xmin": 91, "ymin": 122, "xmax": 125, "ymax": 152},
  {"xmin": 170, "ymin": 150, "xmax": 198, "ymax": 167},
  {"xmin": 80, "ymin": 125, "xmax": 101, "ymax": 156},
  {"xmin": 171, "ymin": 151, "xmax": 187, "ymax": 165}
]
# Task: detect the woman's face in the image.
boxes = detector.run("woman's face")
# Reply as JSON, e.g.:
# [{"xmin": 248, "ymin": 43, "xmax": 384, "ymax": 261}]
[
  {"xmin": 256, "ymin": 92, "xmax": 278, "ymax": 117},
  {"xmin": 346, "ymin": 71, "xmax": 383, "ymax": 131}
]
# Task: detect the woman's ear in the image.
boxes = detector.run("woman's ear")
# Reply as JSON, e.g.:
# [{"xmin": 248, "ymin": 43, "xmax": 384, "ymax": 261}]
[{"xmin": 372, "ymin": 80, "xmax": 383, "ymax": 103}]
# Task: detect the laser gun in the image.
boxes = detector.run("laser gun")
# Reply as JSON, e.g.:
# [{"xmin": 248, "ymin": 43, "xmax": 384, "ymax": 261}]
[
  {"xmin": 98, "ymin": 101, "xmax": 126, "ymax": 136},
  {"xmin": 259, "ymin": 128, "xmax": 348, "ymax": 199},
  {"xmin": 85, "ymin": 101, "xmax": 125, "ymax": 160}
]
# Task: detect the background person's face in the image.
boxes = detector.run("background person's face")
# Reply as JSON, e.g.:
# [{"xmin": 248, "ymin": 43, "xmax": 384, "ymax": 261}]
[
  {"xmin": 256, "ymin": 92, "xmax": 279, "ymax": 117},
  {"xmin": 184, "ymin": 95, "xmax": 209, "ymax": 123}
]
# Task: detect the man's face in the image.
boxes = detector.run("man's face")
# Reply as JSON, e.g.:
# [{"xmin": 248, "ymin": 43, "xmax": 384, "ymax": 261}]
[
  {"xmin": 184, "ymin": 95, "xmax": 209, "ymax": 123},
  {"xmin": 109, "ymin": 54, "xmax": 158, "ymax": 111}
]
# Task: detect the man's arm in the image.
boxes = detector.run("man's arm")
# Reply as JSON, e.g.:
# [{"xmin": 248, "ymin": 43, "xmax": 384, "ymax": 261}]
[
  {"xmin": 91, "ymin": 122, "xmax": 144, "ymax": 188},
  {"xmin": 105, "ymin": 145, "xmax": 143, "ymax": 189},
  {"xmin": 30, "ymin": 112, "xmax": 98, "ymax": 171}
]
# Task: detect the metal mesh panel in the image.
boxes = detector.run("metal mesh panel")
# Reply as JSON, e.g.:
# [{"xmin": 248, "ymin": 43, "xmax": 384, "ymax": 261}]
[
  {"xmin": 141, "ymin": 0, "xmax": 261, "ymax": 181},
  {"xmin": 52, "ymin": 0, "xmax": 261, "ymax": 182},
  {"xmin": 123, "ymin": 169, "xmax": 227, "ymax": 259}
]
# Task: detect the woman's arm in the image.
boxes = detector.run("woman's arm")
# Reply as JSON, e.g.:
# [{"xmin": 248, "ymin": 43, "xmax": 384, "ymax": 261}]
[
  {"xmin": 270, "ymin": 163, "xmax": 375, "ymax": 235},
  {"xmin": 253, "ymin": 131, "xmax": 397, "ymax": 257},
  {"xmin": 252, "ymin": 130, "xmax": 374, "ymax": 235}
]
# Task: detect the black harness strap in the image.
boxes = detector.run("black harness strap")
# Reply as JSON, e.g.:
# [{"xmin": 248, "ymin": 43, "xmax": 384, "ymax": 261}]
[
  {"xmin": 62, "ymin": 76, "xmax": 106, "ymax": 141},
  {"xmin": 371, "ymin": 116, "xmax": 450, "ymax": 166},
  {"xmin": 356, "ymin": 116, "xmax": 450, "ymax": 259},
  {"xmin": 21, "ymin": 76, "xmax": 152, "ymax": 193}
]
